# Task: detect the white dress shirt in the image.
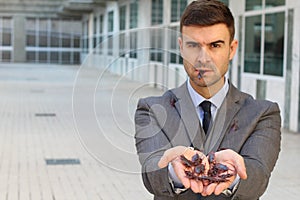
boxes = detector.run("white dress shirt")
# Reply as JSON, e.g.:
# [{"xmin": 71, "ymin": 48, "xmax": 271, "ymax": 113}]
[{"xmin": 187, "ymin": 77, "xmax": 229, "ymax": 124}]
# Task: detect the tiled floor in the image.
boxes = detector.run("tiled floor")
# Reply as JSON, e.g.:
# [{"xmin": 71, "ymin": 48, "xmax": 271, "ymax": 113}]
[{"xmin": 0, "ymin": 63, "xmax": 298, "ymax": 199}]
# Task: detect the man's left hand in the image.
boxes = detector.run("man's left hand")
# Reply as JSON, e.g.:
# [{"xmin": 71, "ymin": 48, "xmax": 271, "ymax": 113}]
[{"xmin": 201, "ymin": 149, "xmax": 247, "ymax": 196}]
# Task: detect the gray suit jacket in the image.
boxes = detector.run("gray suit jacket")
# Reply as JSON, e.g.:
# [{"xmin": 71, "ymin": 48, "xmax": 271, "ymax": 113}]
[{"xmin": 135, "ymin": 81, "xmax": 281, "ymax": 200}]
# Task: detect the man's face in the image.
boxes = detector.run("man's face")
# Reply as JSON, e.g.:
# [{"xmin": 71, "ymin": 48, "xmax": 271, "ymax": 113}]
[{"xmin": 178, "ymin": 24, "xmax": 237, "ymax": 90}]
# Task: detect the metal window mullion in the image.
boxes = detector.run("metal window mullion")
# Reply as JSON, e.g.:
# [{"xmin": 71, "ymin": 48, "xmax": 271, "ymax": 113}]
[
  {"xmin": 282, "ymin": 8, "xmax": 288, "ymax": 79},
  {"xmin": 0, "ymin": 17, "xmax": 2, "ymax": 61},
  {"xmin": 47, "ymin": 18, "xmax": 51, "ymax": 63},
  {"xmin": 241, "ymin": 14, "xmax": 246, "ymax": 77},
  {"xmin": 260, "ymin": 11, "xmax": 265, "ymax": 75},
  {"xmin": 36, "ymin": 18, "xmax": 39, "ymax": 62},
  {"xmin": 59, "ymin": 20, "xmax": 62, "ymax": 64}
]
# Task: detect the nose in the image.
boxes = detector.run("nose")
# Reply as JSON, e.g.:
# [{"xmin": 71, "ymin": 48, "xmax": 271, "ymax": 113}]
[{"xmin": 197, "ymin": 47, "xmax": 211, "ymax": 63}]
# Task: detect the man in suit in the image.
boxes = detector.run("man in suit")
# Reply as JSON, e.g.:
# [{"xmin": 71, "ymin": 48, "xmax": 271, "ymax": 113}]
[{"xmin": 134, "ymin": 0, "xmax": 281, "ymax": 199}]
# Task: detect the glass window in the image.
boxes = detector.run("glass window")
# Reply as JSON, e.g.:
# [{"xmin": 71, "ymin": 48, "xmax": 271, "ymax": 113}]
[
  {"xmin": 50, "ymin": 19, "xmax": 60, "ymax": 47},
  {"xmin": 244, "ymin": 15, "xmax": 261, "ymax": 74},
  {"xmin": 150, "ymin": 28, "xmax": 163, "ymax": 62},
  {"xmin": 74, "ymin": 35, "xmax": 80, "ymax": 48},
  {"xmin": 39, "ymin": 52, "xmax": 47, "ymax": 62},
  {"xmin": 130, "ymin": 2, "xmax": 138, "ymax": 29},
  {"xmin": 93, "ymin": 17, "xmax": 97, "ymax": 35},
  {"xmin": 246, "ymin": 0, "xmax": 262, "ymax": 11},
  {"xmin": 62, "ymin": 52, "xmax": 71, "ymax": 64},
  {"xmin": 50, "ymin": 52, "xmax": 59, "ymax": 63},
  {"xmin": 169, "ymin": 26, "xmax": 182, "ymax": 64},
  {"xmin": 26, "ymin": 51, "xmax": 36, "ymax": 62},
  {"xmin": 107, "ymin": 35, "xmax": 113, "ymax": 55},
  {"xmin": 39, "ymin": 32, "xmax": 48, "ymax": 47},
  {"xmin": 119, "ymin": 32, "xmax": 126, "ymax": 57},
  {"xmin": 2, "ymin": 17, "xmax": 12, "ymax": 46},
  {"xmin": 73, "ymin": 52, "xmax": 80, "ymax": 64},
  {"xmin": 263, "ymin": 12, "xmax": 284, "ymax": 76},
  {"xmin": 2, "ymin": 51, "xmax": 11, "ymax": 61},
  {"xmin": 120, "ymin": 6, "xmax": 126, "ymax": 30},
  {"xmin": 62, "ymin": 36, "xmax": 71, "ymax": 48},
  {"xmin": 151, "ymin": 0, "xmax": 163, "ymax": 25},
  {"xmin": 171, "ymin": 0, "xmax": 187, "ymax": 23},
  {"xmin": 27, "ymin": 34, "xmax": 36, "ymax": 46},
  {"xmin": 99, "ymin": 15, "xmax": 103, "ymax": 33},
  {"xmin": 39, "ymin": 19, "xmax": 48, "ymax": 47},
  {"xmin": 218, "ymin": 0, "xmax": 229, "ymax": 6},
  {"xmin": 130, "ymin": 31, "xmax": 137, "ymax": 58},
  {"xmin": 108, "ymin": 11, "xmax": 114, "ymax": 32},
  {"xmin": 266, "ymin": 0, "xmax": 285, "ymax": 8},
  {"xmin": 26, "ymin": 18, "xmax": 36, "ymax": 46}
]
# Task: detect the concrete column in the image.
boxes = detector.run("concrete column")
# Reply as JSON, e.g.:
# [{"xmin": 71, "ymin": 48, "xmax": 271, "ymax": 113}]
[
  {"xmin": 136, "ymin": 0, "xmax": 151, "ymax": 82},
  {"xmin": 88, "ymin": 13, "xmax": 94, "ymax": 54},
  {"xmin": 228, "ymin": 0, "xmax": 245, "ymax": 87},
  {"xmin": 13, "ymin": 15, "xmax": 26, "ymax": 62},
  {"xmin": 289, "ymin": 7, "xmax": 300, "ymax": 132}
]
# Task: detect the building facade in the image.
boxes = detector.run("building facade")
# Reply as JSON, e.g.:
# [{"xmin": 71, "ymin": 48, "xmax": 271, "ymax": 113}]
[
  {"xmin": 0, "ymin": 0, "xmax": 300, "ymax": 133},
  {"xmin": 0, "ymin": 0, "xmax": 83, "ymax": 64},
  {"xmin": 80, "ymin": 0, "xmax": 300, "ymax": 132}
]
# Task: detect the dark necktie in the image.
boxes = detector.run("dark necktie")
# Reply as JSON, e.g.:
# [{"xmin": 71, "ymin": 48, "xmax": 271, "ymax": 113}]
[{"xmin": 200, "ymin": 101, "xmax": 212, "ymax": 134}]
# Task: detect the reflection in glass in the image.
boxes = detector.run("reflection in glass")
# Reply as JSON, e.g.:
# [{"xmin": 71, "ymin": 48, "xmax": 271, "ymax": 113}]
[
  {"xmin": 263, "ymin": 12, "xmax": 284, "ymax": 76},
  {"xmin": 151, "ymin": 0, "xmax": 163, "ymax": 25},
  {"xmin": 108, "ymin": 11, "xmax": 114, "ymax": 32},
  {"xmin": 119, "ymin": 6, "xmax": 126, "ymax": 31},
  {"xmin": 244, "ymin": 15, "xmax": 261, "ymax": 74},
  {"xmin": 2, "ymin": 17, "xmax": 12, "ymax": 46},
  {"xmin": 246, "ymin": 0, "xmax": 262, "ymax": 11},
  {"xmin": 130, "ymin": 31, "xmax": 137, "ymax": 58},
  {"xmin": 130, "ymin": 2, "xmax": 138, "ymax": 29},
  {"xmin": 219, "ymin": 0, "xmax": 229, "ymax": 6},
  {"xmin": 171, "ymin": 0, "xmax": 187, "ymax": 22},
  {"xmin": 39, "ymin": 19, "xmax": 48, "ymax": 47},
  {"xmin": 266, "ymin": 0, "xmax": 285, "ymax": 8}
]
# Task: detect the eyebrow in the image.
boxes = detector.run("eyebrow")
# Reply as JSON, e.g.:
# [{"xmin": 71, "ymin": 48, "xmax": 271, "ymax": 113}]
[
  {"xmin": 185, "ymin": 40, "xmax": 226, "ymax": 46},
  {"xmin": 210, "ymin": 40, "xmax": 225, "ymax": 45}
]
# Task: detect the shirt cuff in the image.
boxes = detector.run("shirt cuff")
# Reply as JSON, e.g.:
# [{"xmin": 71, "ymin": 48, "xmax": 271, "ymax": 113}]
[
  {"xmin": 168, "ymin": 163, "xmax": 187, "ymax": 194},
  {"xmin": 222, "ymin": 174, "xmax": 240, "ymax": 196}
]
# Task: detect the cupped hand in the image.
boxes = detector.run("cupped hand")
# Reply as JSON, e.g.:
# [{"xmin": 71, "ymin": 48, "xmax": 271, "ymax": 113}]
[
  {"xmin": 201, "ymin": 149, "xmax": 247, "ymax": 196},
  {"xmin": 158, "ymin": 146, "xmax": 209, "ymax": 193}
]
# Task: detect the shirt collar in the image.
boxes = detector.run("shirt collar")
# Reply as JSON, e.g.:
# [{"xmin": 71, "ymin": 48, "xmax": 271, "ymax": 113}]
[{"xmin": 187, "ymin": 77, "xmax": 229, "ymax": 110}]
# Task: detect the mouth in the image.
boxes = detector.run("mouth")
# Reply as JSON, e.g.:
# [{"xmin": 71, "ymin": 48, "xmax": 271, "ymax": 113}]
[{"xmin": 195, "ymin": 68, "xmax": 212, "ymax": 76}]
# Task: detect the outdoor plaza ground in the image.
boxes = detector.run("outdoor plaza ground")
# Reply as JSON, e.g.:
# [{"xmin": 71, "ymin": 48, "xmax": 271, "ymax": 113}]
[{"xmin": 0, "ymin": 63, "xmax": 298, "ymax": 199}]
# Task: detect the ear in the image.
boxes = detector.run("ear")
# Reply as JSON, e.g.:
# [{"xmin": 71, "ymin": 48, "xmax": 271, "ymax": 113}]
[
  {"xmin": 229, "ymin": 39, "xmax": 238, "ymax": 60},
  {"xmin": 178, "ymin": 36, "xmax": 183, "ymax": 52}
]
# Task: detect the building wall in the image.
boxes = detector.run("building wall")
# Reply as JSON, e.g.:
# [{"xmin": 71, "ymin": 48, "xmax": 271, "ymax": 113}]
[
  {"xmin": 3, "ymin": 1, "xmax": 297, "ymax": 131},
  {"xmin": 80, "ymin": 0, "xmax": 300, "ymax": 132},
  {"xmin": 0, "ymin": 0, "xmax": 82, "ymax": 64}
]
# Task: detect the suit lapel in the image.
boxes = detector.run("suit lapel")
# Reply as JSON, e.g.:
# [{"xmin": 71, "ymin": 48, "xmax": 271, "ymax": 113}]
[
  {"xmin": 172, "ymin": 82, "xmax": 205, "ymax": 151},
  {"xmin": 204, "ymin": 83, "xmax": 243, "ymax": 153}
]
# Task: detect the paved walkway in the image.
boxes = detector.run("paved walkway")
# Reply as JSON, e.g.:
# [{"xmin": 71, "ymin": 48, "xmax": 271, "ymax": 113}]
[{"xmin": 0, "ymin": 63, "xmax": 298, "ymax": 199}]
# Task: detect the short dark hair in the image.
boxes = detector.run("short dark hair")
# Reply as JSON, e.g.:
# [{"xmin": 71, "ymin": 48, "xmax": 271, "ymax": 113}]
[{"xmin": 180, "ymin": 0, "xmax": 235, "ymax": 41}]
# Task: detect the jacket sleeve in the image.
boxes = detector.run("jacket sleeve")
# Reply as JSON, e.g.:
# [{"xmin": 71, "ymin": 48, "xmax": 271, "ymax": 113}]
[
  {"xmin": 233, "ymin": 102, "xmax": 281, "ymax": 200},
  {"xmin": 134, "ymin": 97, "xmax": 176, "ymax": 197}
]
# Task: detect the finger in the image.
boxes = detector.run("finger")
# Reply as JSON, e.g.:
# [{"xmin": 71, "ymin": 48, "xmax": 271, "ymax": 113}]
[
  {"xmin": 202, "ymin": 182, "xmax": 217, "ymax": 196},
  {"xmin": 190, "ymin": 180, "xmax": 203, "ymax": 193},
  {"xmin": 171, "ymin": 158, "xmax": 191, "ymax": 188},
  {"xmin": 216, "ymin": 149, "xmax": 247, "ymax": 180},
  {"xmin": 158, "ymin": 146, "xmax": 187, "ymax": 168},
  {"xmin": 214, "ymin": 182, "xmax": 231, "ymax": 195},
  {"xmin": 234, "ymin": 158, "xmax": 247, "ymax": 179}
]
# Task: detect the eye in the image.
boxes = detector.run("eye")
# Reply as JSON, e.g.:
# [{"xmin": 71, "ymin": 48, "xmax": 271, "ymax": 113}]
[
  {"xmin": 186, "ymin": 42, "xmax": 199, "ymax": 48},
  {"xmin": 211, "ymin": 43, "xmax": 221, "ymax": 48}
]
